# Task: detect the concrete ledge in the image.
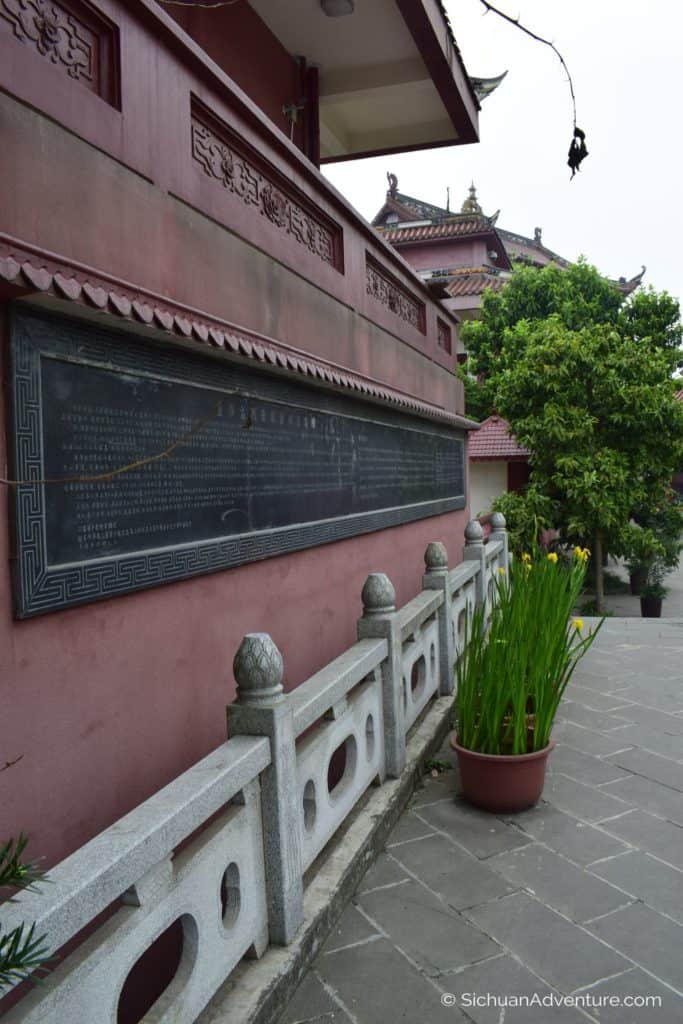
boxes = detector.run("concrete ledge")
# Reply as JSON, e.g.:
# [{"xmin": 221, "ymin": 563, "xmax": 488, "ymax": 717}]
[{"xmin": 198, "ymin": 694, "xmax": 454, "ymax": 1024}]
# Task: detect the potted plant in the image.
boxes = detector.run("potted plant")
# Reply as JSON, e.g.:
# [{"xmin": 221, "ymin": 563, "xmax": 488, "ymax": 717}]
[
  {"xmin": 450, "ymin": 548, "xmax": 602, "ymax": 813},
  {"xmin": 640, "ymin": 560, "xmax": 668, "ymax": 618},
  {"xmin": 626, "ymin": 496, "xmax": 683, "ymax": 596},
  {"xmin": 623, "ymin": 524, "xmax": 663, "ymax": 596}
]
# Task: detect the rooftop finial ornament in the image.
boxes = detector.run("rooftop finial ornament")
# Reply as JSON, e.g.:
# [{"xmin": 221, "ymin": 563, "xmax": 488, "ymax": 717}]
[
  {"xmin": 387, "ymin": 172, "xmax": 398, "ymax": 198},
  {"xmin": 461, "ymin": 183, "xmax": 482, "ymax": 215}
]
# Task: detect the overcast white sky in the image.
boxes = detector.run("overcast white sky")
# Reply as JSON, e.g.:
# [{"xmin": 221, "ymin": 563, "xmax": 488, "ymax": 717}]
[{"xmin": 324, "ymin": 0, "xmax": 682, "ymax": 301}]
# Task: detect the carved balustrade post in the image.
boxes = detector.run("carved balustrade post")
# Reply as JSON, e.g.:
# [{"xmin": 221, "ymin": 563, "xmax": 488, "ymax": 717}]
[
  {"xmin": 422, "ymin": 541, "xmax": 455, "ymax": 696},
  {"xmin": 357, "ymin": 572, "xmax": 405, "ymax": 778},
  {"xmin": 490, "ymin": 511, "xmax": 509, "ymax": 571},
  {"xmin": 463, "ymin": 519, "xmax": 487, "ymax": 609},
  {"xmin": 228, "ymin": 633, "xmax": 303, "ymax": 945}
]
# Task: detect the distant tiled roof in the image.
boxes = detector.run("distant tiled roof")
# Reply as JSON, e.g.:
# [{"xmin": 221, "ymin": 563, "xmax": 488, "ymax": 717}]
[
  {"xmin": 469, "ymin": 415, "xmax": 529, "ymax": 460},
  {"xmin": 378, "ymin": 216, "xmax": 494, "ymax": 243},
  {"xmin": 675, "ymin": 389, "xmax": 683, "ymax": 402},
  {"xmin": 446, "ymin": 272, "xmax": 507, "ymax": 298}
]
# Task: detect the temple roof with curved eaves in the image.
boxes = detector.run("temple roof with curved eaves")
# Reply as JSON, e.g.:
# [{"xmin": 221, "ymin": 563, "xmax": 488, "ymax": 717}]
[{"xmin": 373, "ymin": 180, "xmax": 646, "ymax": 302}]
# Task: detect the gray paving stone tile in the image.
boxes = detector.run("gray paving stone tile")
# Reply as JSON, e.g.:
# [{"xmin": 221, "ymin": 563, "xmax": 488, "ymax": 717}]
[
  {"xmin": 356, "ymin": 880, "xmax": 500, "ymax": 975},
  {"xmin": 571, "ymin": 669, "xmax": 623, "ymax": 693},
  {"xmin": 549, "ymin": 745, "xmax": 632, "ymax": 786},
  {"xmin": 551, "ymin": 721, "xmax": 635, "ymax": 757},
  {"xmin": 386, "ymin": 811, "xmax": 437, "ymax": 845},
  {"xmin": 357, "ymin": 852, "xmax": 410, "ymax": 893},
  {"xmin": 504, "ymin": 804, "xmax": 630, "ymax": 865},
  {"xmin": 587, "ymin": 902, "xmax": 683, "ymax": 990},
  {"xmin": 410, "ymin": 771, "xmax": 458, "ymax": 807},
  {"xmin": 613, "ymin": 704, "xmax": 683, "ymax": 735},
  {"xmin": 612, "ymin": 723, "xmax": 683, "ymax": 760},
  {"xmin": 415, "ymin": 799, "xmax": 533, "ymax": 859},
  {"xmin": 486, "ymin": 844, "xmax": 630, "ymax": 922},
  {"xmin": 316, "ymin": 938, "xmax": 469, "ymax": 1023},
  {"xmin": 390, "ymin": 834, "xmax": 514, "ymax": 910},
  {"xmin": 600, "ymin": 809, "xmax": 683, "ymax": 868},
  {"xmin": 606, "ymin": 747, "xmax": 683, "ymax": 791},
  {"xmin": 320, "ymin": 905, "xmax": 379, "ymax": 954},
  {"xmin": 464, "ymin": 892, "xmax": 628, "ymax": 993},
  {"xmin": 562, "ymin": 704, "xmax": 634, "ymax": 732},
  {"xmin": 280, "ymin": 972, "xmax": 350, "ymax": 1024},
  {"xmin": 600, "ymin": 774, "xmax": 683, "ymax": 826},
  {"xmin": 610, "ymin": 683, "xmax": 683, "ymax": 712},
  {"xmin": 439, "ymin": 955, "xmax": 595, "ymax": 1024},
  {"xmin": 564, "ymin": 683, "xmax": 636, "ymax": 712},
  {"xmin": 579, "ymin": 968, "xmax": 683, "ymax": 1023},
  {"xmin": 590, "ymin": 850, "xmax": 683, "ymax": 923},
  {"xmin": 541, "ymin": 773, "xmax": 630, "ymax": 822}
]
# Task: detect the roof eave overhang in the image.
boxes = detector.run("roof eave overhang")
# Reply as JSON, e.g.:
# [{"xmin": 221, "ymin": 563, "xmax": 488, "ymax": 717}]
[
  {"xmin": 396, "ymin": 0, "xmax": 479, "ymax": 143},
  {"xmin": 320, "ymin": 0, "xmax": 479, "ymax": 163}
]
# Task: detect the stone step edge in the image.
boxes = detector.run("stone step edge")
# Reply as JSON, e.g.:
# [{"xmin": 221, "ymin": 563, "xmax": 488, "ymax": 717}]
[{"xmin": 198, "ymin": 694, "xmax": 454, "ymax": 1024}]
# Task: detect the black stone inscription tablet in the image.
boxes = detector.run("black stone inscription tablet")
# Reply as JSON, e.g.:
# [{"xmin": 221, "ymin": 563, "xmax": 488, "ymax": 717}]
[{"xmin": 10, "ymin": 309, "xmax": 466, "ymax": 616}]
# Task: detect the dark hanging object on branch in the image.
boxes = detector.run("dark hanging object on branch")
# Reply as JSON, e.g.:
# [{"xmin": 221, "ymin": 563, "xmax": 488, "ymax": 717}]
[
  {"xmin": 568, "ymin": 127, "xmax": 588, "ymax": 178},
  {"xmin": 478, "ymin": 2, "xmax": 586, "ymax": 179}
]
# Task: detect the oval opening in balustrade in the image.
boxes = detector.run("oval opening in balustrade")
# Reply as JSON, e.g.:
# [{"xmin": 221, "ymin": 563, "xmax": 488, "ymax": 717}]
[
  {"xmin": 410, "ymin": 655, "xmax": 426, "ymax": 699},
  {"xmin": 430, "ymin": 643, "xmax": 436, "ymax": 676},
  {"xmin": 303, "ymin": 779, "xmax": 317, "ymax": 832},
  {"xmin": 365, "ymin": 713, "xmax": 375, "ymax": 761},
  {"xmin": 457, "ymin": 608, "xmax": 466, "ymax": 637},
  {"xmin": 221, "ymin": 862, "xmax": 241, "ymax": 927},
  {"xmin": 117, "ymin": 914, "xmax": 197, "ymax": 1024},
  {"xmin": 327, "ymin": 735, "xmax": 358, "ymax": 802}
]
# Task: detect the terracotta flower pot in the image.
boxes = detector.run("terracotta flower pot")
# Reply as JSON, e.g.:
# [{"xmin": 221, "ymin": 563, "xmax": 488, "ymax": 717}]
[
  {"xmin": 640, "ymin": 596, "xmax": 663, "ymax": 618},
  {"xmin": 449, "ymin": 732, "xmax": 555, "ymax": 813}
]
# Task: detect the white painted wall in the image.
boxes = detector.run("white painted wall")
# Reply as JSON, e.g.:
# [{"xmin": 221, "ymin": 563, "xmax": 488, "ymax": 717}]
[{"xmin": 469, "ymin": 460, "xmax": 507, "ymax": 518}]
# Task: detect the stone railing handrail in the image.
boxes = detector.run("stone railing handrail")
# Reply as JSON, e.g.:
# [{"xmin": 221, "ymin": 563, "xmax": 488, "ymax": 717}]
[
  {"xmin": 0, "ymin": 735, "xmax": 270, "ymax": 962},
  {"xmin": 448, "ymin": 559, "xmax": 480, "ymax": 593},
  {"xmin": 289, "ymin": 637, "xmax": 388, "ymax": 738},
  {"xmin": 2, "ymin": 516, "xmax": 509, "ymax": 1024},
  {"xmin": 398, "ymin": 588, "xmax": 444, "ymax": 640}
]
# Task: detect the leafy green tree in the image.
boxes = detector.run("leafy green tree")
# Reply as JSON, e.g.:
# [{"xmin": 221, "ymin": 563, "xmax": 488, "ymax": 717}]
[
  {"xmin": 460, "ymin": 260, "xmax": 624, "ymax": 419},
  {"xmin": 493, "ymin": 316, "xmax": 683, "ymax": 611},
  {"xmin": 619, "ymin": 286, "xmax": 683, "ymax": 370},
  {"xmin": 460, "ymin": 260, "xmax": 682, "ymax": 420}
]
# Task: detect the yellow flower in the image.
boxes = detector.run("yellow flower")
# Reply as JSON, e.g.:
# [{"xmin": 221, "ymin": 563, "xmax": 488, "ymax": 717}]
[
  {"xmin": 498, "ymin": 567, "xmax": 506, "ymax": 576},
  {"xmin": 572, "ymin": 618, "xmax": 584, "ymax": 632},
  {"xmin": 574, "ymin": 546, "xmax": 590, "ymax": 562},
  {"xmin": 521, "ymin": 552, "xmax": 532, "ymax": 562},
  {"xmin": 547, "ymin": 552, "xmax": 559, "ymax": 564}
]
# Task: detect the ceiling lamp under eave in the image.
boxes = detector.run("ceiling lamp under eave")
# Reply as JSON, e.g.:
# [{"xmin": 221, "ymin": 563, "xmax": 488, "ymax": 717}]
[
  {"xmin": 320, "ymin": 0, "xmax": 354, "ymax": 15},
  {"xmin": 250, "ymin": 0, "xmax": 479, "ymax": 161}
]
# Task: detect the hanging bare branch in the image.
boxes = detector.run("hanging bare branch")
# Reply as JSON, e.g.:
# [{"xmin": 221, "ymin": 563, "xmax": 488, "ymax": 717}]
[{"xmin": 477, "ymin": 0, "xmax": 588, "ymax": 177}]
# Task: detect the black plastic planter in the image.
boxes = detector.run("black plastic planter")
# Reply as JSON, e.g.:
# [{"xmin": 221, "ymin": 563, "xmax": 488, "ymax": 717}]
[{"xmin": 640, "ymin": 596, "xmax": 663, "ymax": 618}]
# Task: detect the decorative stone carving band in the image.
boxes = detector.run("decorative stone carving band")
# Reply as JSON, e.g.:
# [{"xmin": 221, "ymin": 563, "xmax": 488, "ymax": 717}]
[
  {"xmin": 365, "ymin": 254, "xmax": 426, "ymax": 334},
  {"xmin": 191, "ymin": 101, "xmax": 343, "ymax": 272}
]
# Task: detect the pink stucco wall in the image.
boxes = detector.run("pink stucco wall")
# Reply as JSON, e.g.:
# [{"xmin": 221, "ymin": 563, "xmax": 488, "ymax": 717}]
[
  {"xmin": 0, "ymin": 317, "xmax": 469, "ymax": 868},
  {"xmin": 399, "ymin": 239, "xmax": 488, "ymax": 272},
  {"xmin": 0, "ymin": 0, "xmax": 470, "ymax": 874}
]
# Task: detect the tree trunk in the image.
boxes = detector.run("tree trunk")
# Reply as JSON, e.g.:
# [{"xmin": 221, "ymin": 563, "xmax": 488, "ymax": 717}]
[{"xmin": 594, "ymin": 530, "xmax": 604, "ymax": 615}]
